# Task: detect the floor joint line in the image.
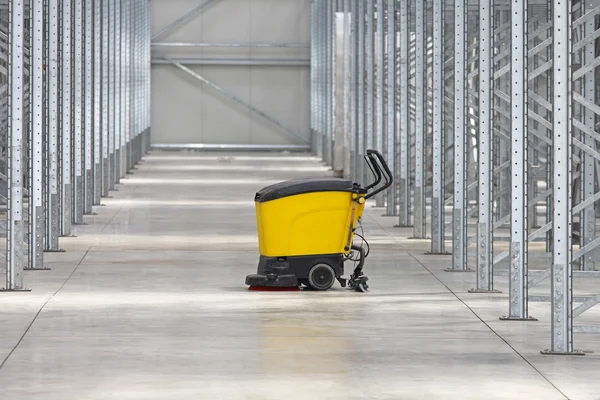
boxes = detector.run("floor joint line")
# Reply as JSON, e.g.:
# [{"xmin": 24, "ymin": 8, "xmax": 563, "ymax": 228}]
[
  {"xmin": 0, "ymin": 165, "xmax": 153, "ymax": 373},
  {"xmin": 367, "ymin": 212, "xmax": 571, "ymax": 400}
]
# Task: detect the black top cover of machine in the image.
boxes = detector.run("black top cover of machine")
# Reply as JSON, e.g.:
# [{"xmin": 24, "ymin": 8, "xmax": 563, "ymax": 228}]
[{"xmin": 255, "ymin": 177, "xmax": 355, "ymax": 203}]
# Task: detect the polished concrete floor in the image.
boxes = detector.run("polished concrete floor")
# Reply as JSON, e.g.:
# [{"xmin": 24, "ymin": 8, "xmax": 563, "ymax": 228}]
[{"xmin": 1, "ymin": 151, "xmax": 599, "ymax": 400}]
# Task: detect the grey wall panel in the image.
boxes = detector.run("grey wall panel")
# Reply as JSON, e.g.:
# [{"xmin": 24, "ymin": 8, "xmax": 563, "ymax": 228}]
[
  {"xmin": 250, "ymin": 0, "xmax": 309, "ymax": 43},
  {"xmin": 200, "ymin": 66, "xmax": 252, "ymax": 144},
  {"xmin": 248, "ymin": 67, "xmax": 309, "ymax": 145},
  {"xmin": 151, "ymin": 0, "xmax": 311, "ymax": 146},
  {"xmin": 152, "ymin": 66, "xmax": 205, "ymax": 144},
  {"xmin": 201, "ymin": 0, "xmax": 250, "ymax": 60}
]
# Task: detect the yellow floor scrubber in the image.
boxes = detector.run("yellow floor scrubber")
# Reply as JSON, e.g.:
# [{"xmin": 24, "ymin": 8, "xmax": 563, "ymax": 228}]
[{"xmin": 245, "ymin": 149, "xmax": 392, "ymax": 293}]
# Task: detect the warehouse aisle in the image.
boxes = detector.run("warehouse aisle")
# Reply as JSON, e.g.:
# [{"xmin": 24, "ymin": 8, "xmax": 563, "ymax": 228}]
[{"xmin": 0, "ymin": 151, "xmax": 599, "ymax": 400}]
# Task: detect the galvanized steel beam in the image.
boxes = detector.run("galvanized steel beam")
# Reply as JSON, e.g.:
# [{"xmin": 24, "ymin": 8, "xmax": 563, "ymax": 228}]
[
  {"xmin": 45, "ymin": 0, "xmax": 61, "ymax": 251},
  {"xmin": 579, "ymin": 6, "xmax": 598, "ymax": 272},
  {"xmin": 500, "ymin": 0, "xmax": 533, "ymax": 320},
  {"xmin": 325, "ymin": 0, "xmax": 333, "ymax": 166},
  {"xmin": 102, "ymin": 0, "xmax": 110, "ymax": 196},
  {"xmin": 61, "ymin": 0, "xmax": 73, "ymax": 236},
  {"xmin": 430, "ymin": 0, "xmax": 446, "ymax": 253},
  {"xmin": 310, "ymin": 0, "xmax": 317, "ymax": 153},
  {"xmin": 342, "ymin": 3, "xmax": 351, "ymax": 179},
  {"xmin": 448, "ymin": 0, "xmax": 469, "ymax": 272},
  {"xmin": 385, "ymin": 0, "xmax": 397, "ymax": 217},
  {"xmin": 346, "ymin": 1, "xmax": 363, "ymax": 178},
  {"xmin": 152, "ymin": 42, "xmax": 310, "ymax": 48},
  {"xmin": 333, "ymin": 12, "xmax": 345, "ymax": 176},
  {"xmin": 471, "ymin": 0, "xmax": 496, "ymax": 292},
  {"xmin": 94, "ymin": 0, "xmax": 103, "ymax": 204},
  {"xmin": 365, "ymin": 0, "xmax": 375, "ymax": 185},
  {"xmin": 115, "ymin": 0, "xmax": 122, "ymax": 185},
  {"xmin": 398, "ymin": 0, "xmax": 411, "ymax": 227},
  {"xmin": 73, "ymin": 0, "xmax": 85, "ymax": 224},
  {"xmin": 4, "ymin": 0, "xmax": 27, "ymax": 290},
  {"xmin": 357, "ymin": 0, "xmax": 366, "ymax": 183},
  {"xmin": 375, "ymin": 0, "xmax": 385, "ymax": 207},
  {"xmin": 27, "ymin": 0, "xmax": 47, "ymax": 270},
  {"xmin": 109, "ymin": 0, "xmax": 117, "ymax": 191},
  {"xmin": 541, "ymin": 0, "xmax": 582, "ymax": 355},
  {"xmin": 84, "ymin": 0, "xmax": 94, "ymax": 213},
  {"xmin": 413, "ymin": 0, "xmax": 426, "ymax": 238}
]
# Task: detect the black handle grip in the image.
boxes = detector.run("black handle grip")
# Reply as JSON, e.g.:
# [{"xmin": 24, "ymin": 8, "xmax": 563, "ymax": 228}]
[
  {"xmin": 364, "ymin": 149, "xmax": 393, "ymax": 200},
  {"xmin": 363, "ymin": 153, "xmax": 381, "ymax": 191}
]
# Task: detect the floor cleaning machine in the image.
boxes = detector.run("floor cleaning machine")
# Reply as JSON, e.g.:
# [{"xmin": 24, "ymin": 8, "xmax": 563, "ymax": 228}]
[{"xmin": 245, "ymin": 149, "xmax": 393, "ymax": 293}]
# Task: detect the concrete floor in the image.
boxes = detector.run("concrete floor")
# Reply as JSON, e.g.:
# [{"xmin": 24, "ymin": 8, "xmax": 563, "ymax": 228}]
[{"xmin": 1, "ymin": 151, "xmax": 599, "ymax": 400}]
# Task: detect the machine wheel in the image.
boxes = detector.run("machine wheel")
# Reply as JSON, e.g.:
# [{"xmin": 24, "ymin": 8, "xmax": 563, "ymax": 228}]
[{"xmin": 307, "ymin": 263, "xmax": 336, "ymax": 291}]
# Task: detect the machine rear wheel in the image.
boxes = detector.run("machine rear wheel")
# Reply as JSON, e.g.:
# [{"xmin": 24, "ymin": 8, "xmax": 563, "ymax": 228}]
[{"xmin": 307, "ymin": 264, "xmax": 336, "ymax": 291}]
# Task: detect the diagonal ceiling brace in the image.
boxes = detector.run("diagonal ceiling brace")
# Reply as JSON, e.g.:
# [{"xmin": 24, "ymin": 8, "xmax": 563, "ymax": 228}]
[
  {"xmin": 152, "ymin": 0, "xmax": 222, "ymax": 41},
  {"xmin": 166, "ymin": 58, "xmax": 309, "ymax": 144}
]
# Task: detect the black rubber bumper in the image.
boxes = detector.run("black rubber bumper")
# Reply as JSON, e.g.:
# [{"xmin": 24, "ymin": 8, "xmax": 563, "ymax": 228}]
[
  {"xmin": 245, "ymin": 254, "xmax": 344, "ymax": 288},
  {"xmin": 245, "ymin": 273, "xmax": 298, "ymax": 287}
]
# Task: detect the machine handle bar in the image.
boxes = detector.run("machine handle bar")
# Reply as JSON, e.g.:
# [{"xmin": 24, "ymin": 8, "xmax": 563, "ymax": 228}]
[
  {"xmin": 363, "ymin": 149, "xmax": 393, "ymax": 200},
  {"xmin": 363, "ymin": 153, "xmax": 382, "ymax": 192}
]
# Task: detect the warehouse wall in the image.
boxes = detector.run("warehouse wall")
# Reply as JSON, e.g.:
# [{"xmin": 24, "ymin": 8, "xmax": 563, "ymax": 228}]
[{"xmin": 150, "ymin": 0, "xmax": 311, "ymax": 146}]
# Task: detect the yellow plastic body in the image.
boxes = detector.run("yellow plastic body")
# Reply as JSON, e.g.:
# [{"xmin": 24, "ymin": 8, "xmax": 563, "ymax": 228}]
[{"xmin": 255, "ymin": 191, "xmax": 365, "ymax": 257}]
